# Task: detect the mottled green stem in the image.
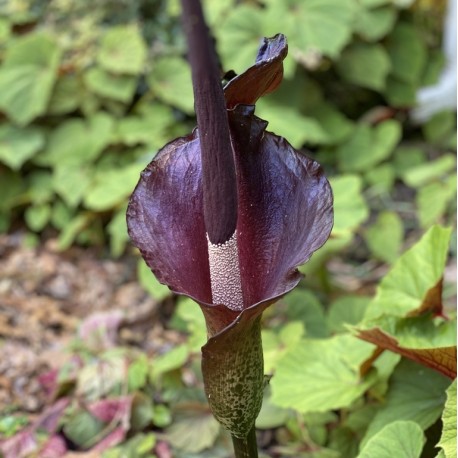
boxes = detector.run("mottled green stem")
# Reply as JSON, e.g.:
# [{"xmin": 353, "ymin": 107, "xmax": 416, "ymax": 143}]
[{"xmin": 231, "ymin": 426, "xmax": 259, "ymax": 458}]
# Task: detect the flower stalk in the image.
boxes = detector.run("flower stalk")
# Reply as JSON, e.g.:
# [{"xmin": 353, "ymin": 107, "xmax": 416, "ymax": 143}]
[{"xmin": 127, "ymin": 1, "xmax": 334, "ymax": 455}]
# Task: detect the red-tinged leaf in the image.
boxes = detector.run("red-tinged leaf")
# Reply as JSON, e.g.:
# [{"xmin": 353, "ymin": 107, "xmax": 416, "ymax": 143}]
[
  {"xmin": 224, "ymin": 34, "xmax": 288, "ymax": 109},
  {"xmin": 39, "ymin": 434, "xmax": 68, "ymax": 458},
  {"xmin": 87, "ymin": 396, "xmax": 133, "ymax": 423},
  {"xmin": 0, "ymin": 429, "xmax": 37, "ymax": 458},
  {"xmin": 38, "ymin": 368, "xmax": 59, "ymax": 399},
  {"xmin": 78, "ymin": 310, "xmax": 124, "ymax": 350},
  {"xmin": 36, "ymin": 398, "xmax": 71, "ymax": 433},
  {"xmin": 357, "ymin": 327, "xmax": 456, "ymax": 379},
  {"xmin": 91, "ymin": 426, "xmax": 127, "ymax": 452}
]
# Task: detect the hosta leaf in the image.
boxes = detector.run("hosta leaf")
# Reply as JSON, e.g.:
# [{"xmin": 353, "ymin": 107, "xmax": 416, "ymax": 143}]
[
  {"xmin": 437, "ymin": 380, "xmax": 457, "ymax": 458},
  {"xmin": 364, "ymin": 211, "xmax": 403, "ymax": 264},
  {"xmin": 271, "ymin": 334, "xmax": 376, "ymax": 413},
  {"xmin": 0, "ymin": 124, "xmax": 44, "ymax": 169},
  {"xmin": 357, "ymin": 421, "xmax": 424, "ymax": 458},
  {"xmin": 97, "ymin": 25, "xmax": 147, "ymax": 75},
  {"xmin": 329, "ymin": 175, "xmax": 369, "ymax": 235},
  {"xmin": 361, "ymin": 359, "xmax": 450, "ymax": 446},
  {"xmin": 338, "ymin": 120, "xmax": 401, "ymax": 172},
  {"xmin": 84, "ymin": 67, "xmax": 137, "ymax": 102},
  {"xmin": 0, "ymin": 33, "xmax": 61, "ymax": 125},
  {"xmin": 148, "ymin": 57, "xmax": 194, "ymax": 114},
  {"xmin": 364, "ymin": 225, "xmax": 451, "ymax": 320},
  {"xmin": 355, "ymin": 5, "xmax": 398, "ymax": 42},
  {"xmin": 337, "ymin": 43, "xmax": 391, "ymax": 91}
]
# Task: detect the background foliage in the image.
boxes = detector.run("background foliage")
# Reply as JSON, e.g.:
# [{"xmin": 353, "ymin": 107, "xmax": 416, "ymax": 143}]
[{"xmin": 0, "ymin": 0, "xmax": 455, "ymax": 457}]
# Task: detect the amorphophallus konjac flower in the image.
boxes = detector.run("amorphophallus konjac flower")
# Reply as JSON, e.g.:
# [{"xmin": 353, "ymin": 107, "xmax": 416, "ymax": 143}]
[{"xmin": 127, "ymin": 0, "xmax": 333, "ymax": 453}]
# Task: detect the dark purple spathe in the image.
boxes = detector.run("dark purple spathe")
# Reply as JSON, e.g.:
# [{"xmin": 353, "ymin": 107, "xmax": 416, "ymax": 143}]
[{"xmin": 126, "ymin": 34, "xmax": 333, "ymax": 334}]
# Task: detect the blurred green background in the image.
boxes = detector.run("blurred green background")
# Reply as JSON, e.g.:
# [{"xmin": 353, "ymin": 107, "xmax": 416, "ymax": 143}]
[
  {"xmin": 0, "ymin": 0, "xmax": 455, "ymax": 260},
  {"xmin": 0, "ymin": 1, "xmax": 456, "ymax": 457}
]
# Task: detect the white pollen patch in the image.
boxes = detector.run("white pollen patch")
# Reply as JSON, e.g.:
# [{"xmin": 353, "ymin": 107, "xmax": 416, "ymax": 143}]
[{"xmin": 207, "ymin": 232, "xmax": 244, "ymax": 311}]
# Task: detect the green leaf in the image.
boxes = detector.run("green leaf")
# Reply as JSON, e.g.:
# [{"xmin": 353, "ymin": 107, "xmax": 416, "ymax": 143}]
[
  {"xmin": 107, "ymin": 207, "xmax": 130, "ymax": 258},
  {"xmin": 283, "ymin": 289, "xmax": 328, "ymax": 338},
  {"xmin": 84, "ymin": 67, "xmax": 137, "ymax": 102},
  {"xmin": 172, "ymin": 298, "xmax": 207, "ymax": 352},
  {"xmin": 63, "ymin": 410, "xmax": 106, "ymax": 448},
  {"xmin": 393, "ymin": 146, "xmax": 426, "ymax": 177},
  {"xmin": 437, "ymin": 380, "xmax": 457, "ymax": 458},
  {"xmin": 385, "ymin": 76, "xmax": 417, "ymax": 107},
  {"xmin": 148, "ymin": 57, "xmax": 194, "ymax": 114},
  {"xmin": 313, "ymin": 103, "xmax": 354, "ymax": 145},
  {"xmin": 256, "ymin": 388, "xmax": 291, "ymax": 429},
  {"xmin": 24, "ymin": 203, "xmax": 51, "ymax": 232},
  {"xmin": 364, "ymin": 225, "xmax": 452, "ymax": 320},
  {"xmin": 150, "ymin": 345, "xmax": 189, "ymax": 381},
  {"xmin": 166, "ymin": 404, "xmax": 220, "ymax": 453},
  {"xmin": 48, "ymin": 74, "xmax": 82, "ymax": 115},
  {"xmin": 417, "ymin": 178, "xmax": 456, "ymax": 229},
  {"xmin": 0, "ymin": 169, "xmax": 23, "ymax": 212},
  {"xmin": 327, "ymin": 295, "xmax": 370, "ymax": 334},
  {"xmin": 39, "ymin": 113, "xmax": 114, "ymax": 167},
  {"xmin": 263, "ymin": 322, "xmax": 305, "ymax": 373},
  {"xmin": 116, "ymin": 104, "xmax": 175, "ymax": 150},
  {"xmin": 53, "ymin": 165, "xmax": 92, "ymax": 208},
  {"xmin": 0, "ymin": 124, "xmax": 44, "ymax": 169},
  {"xmin": 356, "ymin": 316, "xmax": 456, "ymax": 379},
  {"xmin": 0, "ymin": 32, "xmax": 61, "ymax": 125},
  {"xmin": 329, "ymin": 175, "xmax": 369, "ymax": 235},
  {"xmin": 361, "ymin": 359, "xmax": 450, "ymax": 446},
  {"xmin": 357, "ymin": 421, "xmax": 424, "ymax": 458},
  {"xmin": 386, "ymin": 22, "xmax": 426, "ymax": 84},
  {"xmin": 97, "ymin": 25, "xmax": 147, "ymax": 75},
  {"xmin": 271, "ymin": 334, "xmax": 375, "ymax": 413},
  {"xmin": 281, "ymin": 0, "xmax": 357, "ymax": 58},
  {"xmin": 355, "ymin": 5, "xmax": 397, "ymax": 42},
  {"xmin": 137, "ymin": 259, "xmax": 171, "ymax": 301},
  {"xmin": 337, "ymin": 43, "xmax": 391, "ymax": 91},
  {"xmin": 128, "ymin": 355, "xmax": 149, "ymax": 392},
  {"xmin": 218, "ymin": 5, "xmax": 273, "ymax": 76},
  {"xmin": 402, "ymin": 155, "xmax": 456, "ymax": 188},
  {"xmin": 364, "ymin": 211, "xmax": 403, "ymax": 263},
  {"xmin": 423, "ymin": 111, "xmax": 456, "ymax": 146},
  {"xmin": 27, "ymin": 170, "xmax": 54, "ymax": 204},
  {"xmin": 338, "ymin": 120, "xmax": 401, "ymax": 172},
  {"xmin": 256, "ymin": 101, "xmax": 328, "ymax": 146},
  {"xmin": 83, "ymin": 163, "xmax": 142, "ymax": 211},
  {"xmin": 365, "ymin": 164, "xmax": 396, "ymax": 193}
]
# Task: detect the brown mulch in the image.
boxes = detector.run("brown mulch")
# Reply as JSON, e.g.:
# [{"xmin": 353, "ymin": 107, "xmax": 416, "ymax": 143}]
[{"xmin": 0, "ymin": 232, "xmax": 176, "ymax": 415}]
